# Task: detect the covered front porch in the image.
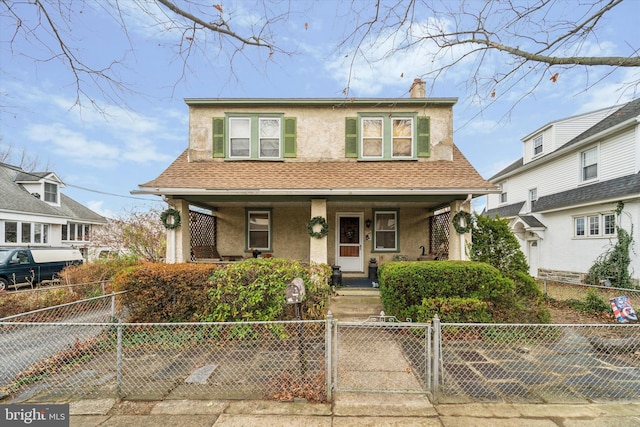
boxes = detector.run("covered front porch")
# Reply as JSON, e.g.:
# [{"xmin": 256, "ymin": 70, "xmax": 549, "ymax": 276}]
[{"xmin": 163, "ymin": 195, "xmax": 474, "ymax": 274}]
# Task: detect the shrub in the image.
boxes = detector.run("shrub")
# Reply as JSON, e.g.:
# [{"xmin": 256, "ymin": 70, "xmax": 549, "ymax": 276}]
[
  {"xmin": 112, "ymin": 263, "xmax": 218, "ymax": 322},
  {"xmin": 378, "ymin": 260, "xmax": 550, "ymax": 323},
  {"xmin": 200, "ymin": 258, "xmax": 331, "ymax": 322},
  {"xmin": 470, "ymin": 214, "xmax": 530, "ymax": 279},
  {"xmin": 416, "ymin": 297, "xmax": 492, "ymax": 323},
  {"xmin": 58, "ymin": 256, "xmax": 141, "ymax": 286}
]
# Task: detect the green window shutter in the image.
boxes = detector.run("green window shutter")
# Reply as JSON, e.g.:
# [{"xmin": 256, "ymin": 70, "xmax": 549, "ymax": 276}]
[
  {"xmin": 417, "ymin": 116, "xmax": 430, "ymax": 157},
  {"xmin": 345, "ymin": 117, "xmax": 358, "ymax": 158},
  {"xmin": 283, "ymin": 116, "xmax": 297, "ymax": 158},
  {"xmin": 212, "ymin": 117, "xmax": 225, "ymax": 158}
]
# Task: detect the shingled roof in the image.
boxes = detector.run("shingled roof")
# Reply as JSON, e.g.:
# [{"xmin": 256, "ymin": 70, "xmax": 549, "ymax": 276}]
[
  {"xmin": 533, "ymin": 172, "xmax": 640, "ymax": 212},
  {"xmin": 139, "ymin": 145, "xmax": 495, "ymax": 195},
  {"xmin": 0, "ymin": 163, "xmax": 106, "ymax": 223}
]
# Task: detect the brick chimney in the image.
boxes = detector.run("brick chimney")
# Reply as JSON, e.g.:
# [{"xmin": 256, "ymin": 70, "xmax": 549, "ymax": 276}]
[{"xmin": 409, "ymin": 78, "xmax": 425, "ymax": 98}]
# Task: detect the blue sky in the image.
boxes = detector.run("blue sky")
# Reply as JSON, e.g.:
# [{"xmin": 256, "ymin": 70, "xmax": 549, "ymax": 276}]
[{"xmin": 1, "ymin": 0, "xmax": 639, "ymax": 218}]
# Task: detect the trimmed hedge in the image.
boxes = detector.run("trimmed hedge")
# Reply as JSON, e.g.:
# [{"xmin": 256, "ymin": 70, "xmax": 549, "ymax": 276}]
[
  {"xmin": 200, "ymin": 258, "xmax": 331, "ymax": 322},
  {"xmin": 378, "ymin": 260, "xmax": 549, "ymax": 323},
  {"xmin": 113, "ymin": 263, "xmax": 218, "ymax": 322},
  {"xmin": 112, "ymin": 259, "xmax": 332, "ymax": 323}
]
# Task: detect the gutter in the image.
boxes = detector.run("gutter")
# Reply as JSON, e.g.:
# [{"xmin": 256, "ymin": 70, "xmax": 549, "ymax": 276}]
[{"xmin": 132, "ymin": 187, "xmax": 501, "ymax": 197}]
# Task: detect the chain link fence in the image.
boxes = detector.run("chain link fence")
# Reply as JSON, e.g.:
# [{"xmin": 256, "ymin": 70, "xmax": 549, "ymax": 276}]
[
  {"xmin": 1, "ymin": 292, "xmax": 125, "ymax": 324},
  {"xmin": 333, "ymin": 318, "xmax": 431, "ymax": 394},
  {"xmin": 434, "ymin": 321, "xmax": 640, "ymax": 404},
  {"xmin": 1, "ymin": 320, "xmax": 328, "ymax": 403},
  {"xmin": 539, "ymin": 280, "xmax": 640, "ymax": 309},
  {"xmin": 2, "ymin": 294, "xmax": 639, "ymax": 405}
]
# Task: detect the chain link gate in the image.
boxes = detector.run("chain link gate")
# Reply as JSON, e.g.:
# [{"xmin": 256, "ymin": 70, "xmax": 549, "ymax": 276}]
[{"xmin": 331, "ymin": 315, "xmax": 432, "ymax": 395}]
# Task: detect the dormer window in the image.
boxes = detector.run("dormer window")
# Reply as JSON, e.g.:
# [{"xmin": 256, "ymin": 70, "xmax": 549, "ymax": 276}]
[
  {"xmin": 44, "ymin": 182, "xmax": 58, "ymax": 203},
  {"xmin": 533, "ymin": 135, "xmax": 543, "ymax": 156}
]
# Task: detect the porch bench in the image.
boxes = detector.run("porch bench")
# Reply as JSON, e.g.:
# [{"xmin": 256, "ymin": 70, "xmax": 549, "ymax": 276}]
[{"xmin": 191, "ymin": 245, "xmax": 221, "ymax": 261}]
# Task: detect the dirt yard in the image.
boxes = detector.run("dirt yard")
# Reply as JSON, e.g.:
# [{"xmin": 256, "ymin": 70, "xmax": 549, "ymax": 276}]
[{"xmin": 546, "ymin": 300, "xmax": 618, "ymax": 324}]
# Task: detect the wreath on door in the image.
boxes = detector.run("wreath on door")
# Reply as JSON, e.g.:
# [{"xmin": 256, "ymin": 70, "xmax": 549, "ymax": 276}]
[
  {"xmin": 452, "ymin": 210, "xmax": 473, "ymax": 234},
  {"xmin": 307, "ymin": 216, "xmax": 329, "ymax": 239},
  {"xmin": 160, "ymin": 208, "xmax": 181, "ymax": 230}
]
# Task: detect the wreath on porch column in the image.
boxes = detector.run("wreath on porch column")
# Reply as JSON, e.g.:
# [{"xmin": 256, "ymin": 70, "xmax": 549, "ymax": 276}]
[
  {"xmin": 160, "ymin": 208, "xmax": 181, "ymax": 230},
  {"xmin": 307, "ymin": 216, "xmax": 329, "ymax": 239},
  {"xmin": 452, "ymin": 210, "xmax": 473, "ymax": 234}
]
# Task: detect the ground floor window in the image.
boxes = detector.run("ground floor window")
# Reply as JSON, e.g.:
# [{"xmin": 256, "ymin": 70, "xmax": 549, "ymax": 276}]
[
  {"xmin": 3, "ymin": 221, "xmax": 49, "ymax": 244},
  {"xmin": 62, "ymin": 223, "xmax": 91, "ymax": 242},
  {"xmin": 574, "ymin": 213, "xmax": 615, "ymax": 238},
  {"xmin": 373, "ymin": 210, "xmax": 398, "ymax": 251},
  {"xmin": 247, "ymin": 209, "xmax": 271, "ymax": 251}
]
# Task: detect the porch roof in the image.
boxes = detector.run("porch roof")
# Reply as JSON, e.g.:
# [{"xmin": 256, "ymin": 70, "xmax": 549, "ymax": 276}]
[{"xmin": 136, "ymin": 145, "xmax": 496, "ymax": 200}]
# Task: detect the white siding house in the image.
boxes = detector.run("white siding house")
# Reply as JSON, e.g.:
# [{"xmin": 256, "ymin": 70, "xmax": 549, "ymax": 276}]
[
  {"xmin": 0, "ymin": 163, "xmax": 107, "ymax": 260},
  {"xmin": 485, "ymin": 99, "xmax": 640, "ymax": 285}
]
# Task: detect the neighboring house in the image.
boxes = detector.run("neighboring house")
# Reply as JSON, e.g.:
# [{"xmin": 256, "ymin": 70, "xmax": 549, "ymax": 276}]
[
  {"xmin": 0, "ymin": 163, "xmax": 108, "ymax": 260},
  {"xmin": 135, "ymin": 80, "xmax": 498, "ymax": 275},
  {"xmin": 485, "ymin": 98, "xmax": 640, "ymax": 284}
]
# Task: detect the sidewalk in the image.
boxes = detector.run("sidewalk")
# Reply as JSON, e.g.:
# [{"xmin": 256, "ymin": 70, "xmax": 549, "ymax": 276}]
[{"xmin": 67, "ymin": 394, "xmax": 640, "ymax": 426}]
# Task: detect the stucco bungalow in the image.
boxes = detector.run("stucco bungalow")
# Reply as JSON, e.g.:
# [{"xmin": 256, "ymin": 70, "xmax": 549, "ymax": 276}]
[{"xmin": 135, "ymin": 81, "xmax": 498, "ymax": 276}]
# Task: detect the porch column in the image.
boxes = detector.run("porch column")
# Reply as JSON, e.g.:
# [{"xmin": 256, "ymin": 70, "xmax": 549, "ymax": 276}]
[
  {"xmin": 309, "ymin": 199, "xmax": 328, "ymax": 265},
  {"xmin": 165, "ymin": 199, "xmax": 191, "ymax": 264},
  {"xmin": 448, "ymin": 199, "xmax": 472, "ymax": 261}
]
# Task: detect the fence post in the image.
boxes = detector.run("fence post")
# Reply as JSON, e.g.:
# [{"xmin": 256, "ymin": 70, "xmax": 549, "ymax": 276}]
[
  {"xmin": 116, "ymin": 321, "xmax": 123, "ymax": 399},
  {"xmin": 432, "ymin": 314, "xmax": 440, "ymax": 403},
  {"xmin": 325, "ymin": 311, "xmax": 333, "ymax": 402},
  {"xmin": 111, "ymin": 293, "xmax": 116, "ymax": 322}
]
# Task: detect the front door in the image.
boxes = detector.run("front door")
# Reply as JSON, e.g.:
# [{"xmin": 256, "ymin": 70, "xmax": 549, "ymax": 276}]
[{"xmin": 336, "ymin": 213, "xmax": 363, "ymax": 272}]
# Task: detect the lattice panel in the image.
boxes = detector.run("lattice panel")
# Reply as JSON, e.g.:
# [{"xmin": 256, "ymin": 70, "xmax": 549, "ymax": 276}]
[
  {"xmin": 429, "ymin": 210, "xmax": 450, "ymax": 259},
  {"xmin": 189, "ymin": 210, "xmax": 217, "ymax": 247}
]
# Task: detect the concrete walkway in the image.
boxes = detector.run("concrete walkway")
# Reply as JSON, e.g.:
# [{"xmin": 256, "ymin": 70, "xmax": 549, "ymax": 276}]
[{"xmin": 67, "ymin": 396, "xmax": 640, "ymax": 426}]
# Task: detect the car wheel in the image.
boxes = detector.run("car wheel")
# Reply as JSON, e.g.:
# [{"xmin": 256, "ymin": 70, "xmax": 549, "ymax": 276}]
[{"xmin": 0, "ymin": 277, "xmax": 9, "ymax": 291}]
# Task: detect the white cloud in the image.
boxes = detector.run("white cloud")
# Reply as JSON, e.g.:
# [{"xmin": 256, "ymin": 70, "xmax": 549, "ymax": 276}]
[
  {"xmin": 26, "ymin": 123, "xmax": 121, "ymax": 167},
  {"xmin": 87, "ymin": 200, "xmax": 116, "ymax": 219}
]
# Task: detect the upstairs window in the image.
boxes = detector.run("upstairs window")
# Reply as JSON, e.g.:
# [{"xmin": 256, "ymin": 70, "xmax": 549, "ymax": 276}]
[
  {"xmin": 500, "ymin": 192, "xmax": 508, "ymax": 203},
  {"xmin": 214, "ymin": 115, "xmax": 297, "ymax": 159},
  {"xmin": 533, "ymin": 135, "xmax": 543, "ymax": 156},
  {"xmin": 44, "ymin": 182, "xmax": 58, "ymax": 203},
  {"xmin": 529, "ymin": 188, "xmax": 537, "ymax": 210},
  {"xmin": 346, "ymin": 114, "xmax": 429, "ymax": 159},
  {"xmin": 581, "ymin": 147, "xmax": 598, "ymax": 182}
]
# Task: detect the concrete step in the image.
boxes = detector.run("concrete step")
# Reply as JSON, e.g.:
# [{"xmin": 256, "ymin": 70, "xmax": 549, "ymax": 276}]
[{"xmin": 328, "ymin": 289, "xmax": 383, "ymax": 321}]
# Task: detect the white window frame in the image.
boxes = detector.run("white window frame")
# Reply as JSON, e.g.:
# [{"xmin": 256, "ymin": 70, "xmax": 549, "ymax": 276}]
[
  {"xmin": 62, "ymin": 223, "xmax": 91, "ymax": 242},
  {"xmin": 373, "ymin": 210, "xmax": 398, "ymax": 251},
  {"xmin": 533, "ymin": 135, "xmax": 543, "ymax": 156},
  {"xmin": 228, "ymin": 117, "xmax": 251, "ymax": 158},
  {"xmin": 44, "ymin": 182, "xmax": 58, "ymax": 203},
  {"xmin": 574, "ymin": 213, "xmax": 616, "ymax": 238},
  {"xmin": 361, "ymin": 117, "xmax": 384, "ymax": 159},
  {"xmin": 228, "ymin": 115, "xmax": 283, "ymax": 160},
  {"xmin": 580, "ymin": 146, "xmax": 598, "ymax": 182},
  {"xmin": 3, "ymin": 221, "xmax": 49, "ymax": 244},
  {"xmin": 500, "ymin": 192, "xmax": 507, "ymax": 203},
  {"xmin": 529, "ymin": 188, "xmax": 537, "ymax": 211},
  {"xmin": 391, "ymin": 117, "xmax": 414, "ymax": 158},
  {"xmin": 247, "ymin": 210, "xmax": 272, "ymax": 251},
  {"xmin": 258, "ymin": 117, "xmax": 281, "ymax": 159}
]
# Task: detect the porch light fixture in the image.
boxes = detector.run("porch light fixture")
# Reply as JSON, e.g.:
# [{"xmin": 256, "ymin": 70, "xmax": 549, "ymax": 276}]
[{"xmin": 365, "ymin": 219, "xmax": 372, "ymax": 228}]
